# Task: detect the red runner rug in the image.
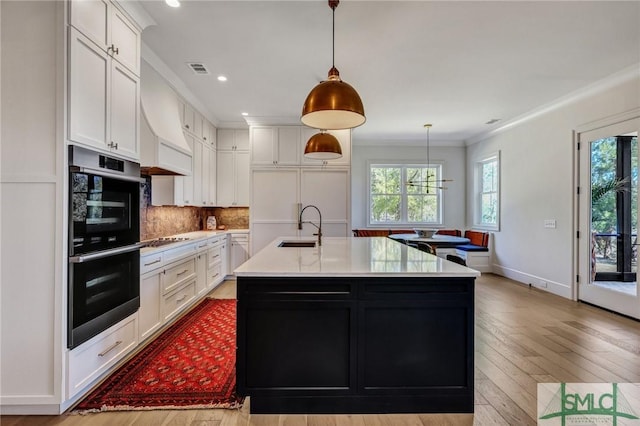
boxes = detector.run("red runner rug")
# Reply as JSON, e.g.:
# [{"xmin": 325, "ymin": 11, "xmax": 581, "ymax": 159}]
[{"xmin": 74, "ymin": 298, "xmax": 243, "ymax": 411}]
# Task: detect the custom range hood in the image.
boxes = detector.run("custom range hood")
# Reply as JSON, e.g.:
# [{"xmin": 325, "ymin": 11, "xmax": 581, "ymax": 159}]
[{"xmin": 140, "ymin": 61, "xmax": 192, "ymax": 176}]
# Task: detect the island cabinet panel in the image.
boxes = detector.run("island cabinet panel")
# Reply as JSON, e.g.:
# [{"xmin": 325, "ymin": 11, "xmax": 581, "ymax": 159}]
[{"xmin": 237, "ymin": 276, "xmax": 475, "ymax": 414}]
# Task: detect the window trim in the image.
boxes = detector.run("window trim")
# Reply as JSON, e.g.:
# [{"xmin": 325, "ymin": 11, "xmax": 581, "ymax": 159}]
[
  {"xmin": 473, "ymin": 151, "xmax": 500, "ymax": 231},
  {"xmin": 367, "ymin": 160, "xmax": 445, "ymax": 227}
]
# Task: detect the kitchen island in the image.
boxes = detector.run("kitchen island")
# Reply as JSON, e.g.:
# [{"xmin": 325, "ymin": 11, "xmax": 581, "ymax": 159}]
[{"xmin": 234, "ymin": 236, "xmax": 480, "ymax": 414}]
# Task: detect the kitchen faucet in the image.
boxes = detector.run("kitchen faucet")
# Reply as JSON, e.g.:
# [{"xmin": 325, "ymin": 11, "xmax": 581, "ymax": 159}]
[{"xmin": 298, "ymin": 204, "xmax": 322, "ymax": 246}]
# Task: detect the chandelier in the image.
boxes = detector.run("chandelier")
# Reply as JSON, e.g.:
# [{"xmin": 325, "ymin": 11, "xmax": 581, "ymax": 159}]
[{"xmin": 406, "ymin": 124, "xmax": 453, "ymax": 190}]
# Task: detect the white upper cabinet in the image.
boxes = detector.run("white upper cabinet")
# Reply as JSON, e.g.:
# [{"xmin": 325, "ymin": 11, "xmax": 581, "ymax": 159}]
[
  {"xmin": 178, "ymin": 99, "xmax": 195, "ymax": 134},
  {"xmin": 218, "ymin": 129, "xmax": 250, "ymax": 151},
  {"xmin": 68, "ymin": 28, "xmax": 109, "ymax": 151},
  {"xmin": 110, "ymin": 8, "xmax": 140, "ymax": 76},
  {"xmin": 300, "ymin": 127, "xmax": 351, "ymax": 167},
  {"xmin": 70, "ymin": 0, "xmax": 140, "ymax": 76},
  {"xmin": 110, "ymin": 61, "xmax": 139, "ymax": 159},
  {"xmin": 217, "ymin": 149, "xmax": 249, "ymax": 207},
  {"xmin": 68, "ymin": 27, "xmax": 140, "ymax": 160},
  {"xmin": 250, "ymin": 126, "xmax": 300, "ymax": 167}
]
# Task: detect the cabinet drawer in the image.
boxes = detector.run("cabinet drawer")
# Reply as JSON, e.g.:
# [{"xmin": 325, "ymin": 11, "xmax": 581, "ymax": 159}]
[
  {"xmin": 163, "ymin": 280, "xmax": 196, "ymax": 321},
  {"xmin": 163, "ymin": 257, "xmax": 196, "ymax": 294},
  {"xmin": 195, "ymin": 239, "xmax": 209, "ymax": 252},
  {"xmin": 207, "ymin": 245, "xmax": 223, "ymax": 265},
  {"xmin": 140, "ymin": 252, "xmax": 163, "ymax": 274},
  {"xmin": 231, "ymin": 233, "xmax": 249, "ymax": 243},
  {"xmin": 207, "ymin": 262, "xmax": 223, "ymax": 288},
  {"xmin": 67, "ymin": 314, "xmax": 137, "ymax": 398}
]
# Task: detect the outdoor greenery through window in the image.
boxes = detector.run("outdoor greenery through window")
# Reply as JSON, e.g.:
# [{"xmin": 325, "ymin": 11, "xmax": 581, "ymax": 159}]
[
  {"xmin": 475, "ymin": 153, "xmax": 500, "ymax": 230},
  {"xmin": 369, "ymin": 164, "xmax": 442, "ymax": 225}
]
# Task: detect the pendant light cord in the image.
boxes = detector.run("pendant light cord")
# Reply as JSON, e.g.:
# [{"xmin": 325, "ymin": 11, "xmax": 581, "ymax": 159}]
[{"xmin": 329, "ymin": 0, "xmax": 338, "ymax": 69}]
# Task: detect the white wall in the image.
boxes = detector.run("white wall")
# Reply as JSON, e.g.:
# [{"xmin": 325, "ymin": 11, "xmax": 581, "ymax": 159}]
[
  {"xmin": 466, "ymin": 73, "xmax": 640, "ymax": 298},
  {"xmin": 351, "ymin": 144, "xmax": 466, "ymax": 230}
]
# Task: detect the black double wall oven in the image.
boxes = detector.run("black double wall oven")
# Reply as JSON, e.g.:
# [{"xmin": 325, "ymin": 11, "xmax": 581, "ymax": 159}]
[{"xmin": 68, "ymin": 146, "xmax": 144, "ymax": 349}]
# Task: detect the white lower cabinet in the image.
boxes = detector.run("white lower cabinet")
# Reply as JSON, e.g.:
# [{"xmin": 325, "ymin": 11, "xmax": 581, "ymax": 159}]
[
  {"xmin": 67, "ymin": 314, "xmax": 138, "ymax": 399},
  {"xmin": 207, "ymin": 236, "xmax": 225, "ymax": 289},
  {"xmin": 138, "ymin": 269, "xmax": 162, "ymax": 342},
  {"xmin": 229, "ymin": 233, "xmax": 250, "ymax": 275},
  {"xmin": 195, "ymin": 240, "xmax": 209, "ymax": 297}
]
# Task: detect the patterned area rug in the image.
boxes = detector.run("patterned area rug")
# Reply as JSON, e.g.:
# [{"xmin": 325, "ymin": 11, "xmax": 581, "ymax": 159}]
[{"xmin": 74, "ymin": 298, "xmax": 243, "ymax": 412}]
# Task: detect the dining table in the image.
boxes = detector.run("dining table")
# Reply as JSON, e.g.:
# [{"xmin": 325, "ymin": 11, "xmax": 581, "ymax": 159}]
[{"xmin": 387, "ymin": 233, "xmax": 471, "ymax": 248}]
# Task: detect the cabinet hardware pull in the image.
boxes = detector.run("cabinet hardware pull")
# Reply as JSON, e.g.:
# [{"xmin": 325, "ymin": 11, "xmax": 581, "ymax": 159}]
[
  {"xmin": 198, "ymin": 244, "xmax": 207, "ymax": 248},
  {"xmin": 212, "ymin": 254, "xmax": 220, "ymax": 258},
  {"xmin": 185, "ymin": 124, "xmax": 190, "ymax": 129},
  {"xmin": 176, "ymin": 269, "xmax": 189, "ymax": 276},
  {"xmin": 176, "ymin": 294, "xmax": 187, "ymax": 302},
  {"xmin": 144, "ymin": 258, "xmax": 161, "ymax": 266},
  {"xmin": 98, "ymin": 340, "xmax": 122, "ymax": 357}
]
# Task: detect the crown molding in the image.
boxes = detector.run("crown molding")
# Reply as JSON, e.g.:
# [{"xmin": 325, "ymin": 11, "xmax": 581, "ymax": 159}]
[{"xmin": 466, "ymin": 64, "xmax": 640, "ymax": 146}]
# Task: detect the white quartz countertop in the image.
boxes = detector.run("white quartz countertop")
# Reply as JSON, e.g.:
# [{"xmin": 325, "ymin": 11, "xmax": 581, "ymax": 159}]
[
  {"xmin": 140, "ymin": 229, "xmax": 249, "ymax": 255},
  {"xmin": 234, "ymin": 236, "xmax": 481, "ymax": 278}
]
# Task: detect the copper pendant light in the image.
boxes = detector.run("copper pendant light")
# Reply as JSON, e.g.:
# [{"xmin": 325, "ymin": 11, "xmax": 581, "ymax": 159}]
[
  {"xmin": 304, "ymin": 131, "xmax": 343, "ymax": 160},
  {"xmin": 301, "ymin": 0, "xmax": 365, "ymax": 130}
]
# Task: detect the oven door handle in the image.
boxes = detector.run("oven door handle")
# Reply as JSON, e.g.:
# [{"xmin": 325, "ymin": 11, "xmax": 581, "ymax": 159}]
[
  {"xmin": 70, "ymin": 243, "xmax": 142, "ymax": 263},
  {"xmin": 70, "ymin": 165, "xmax": 146, "ymax": 184}
]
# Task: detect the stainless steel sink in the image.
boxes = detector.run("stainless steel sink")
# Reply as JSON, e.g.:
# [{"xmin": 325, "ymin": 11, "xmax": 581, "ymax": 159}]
[{"xmin": 278, "ymin": 241, "xmax": 317, "ymax": 248}]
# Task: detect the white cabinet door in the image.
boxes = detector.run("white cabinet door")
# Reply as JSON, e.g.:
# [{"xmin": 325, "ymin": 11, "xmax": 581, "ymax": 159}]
[
  {"xmin": 217, "ymin": 129, "xmax": 235, "ymax": 150},
  {"xmin": 235, "ymin": 151, "xmax": 250, "ymax": 206},
  {"xmin": 192, "ymin": 139, "xmax": 204, "ymax": 205},
  {"xmin": 70, "ymin": 0, "xmax": 140, "ymax": 76},
  {"xmin": 251, "ymin": 126, "xmax": 300, "ymax": 166},
  {"xmin": 110, "ymin": 7, "xmax": 140, "ymax": 75},
  {"xmin": 217, "ymin": 129, "xmax": 249, "ymax": 150},
  {"xmin": 201, "ymin": 143, "xmax": 211, "ymax": 206},
  {"xmin": 235, "ymin": 129, "xmax": 250, "ymax": 150},
  {"xmin": 216, "ymin": 150, "xmax": 235, "ymax": 206},
  {"xmin": 230, "ymin": 240, "xmax": 249, "ymax": 272},
  {"xmin": 300, "ymin": 127, "xmax": 351, "ymax": 167},
  {"xmin": 69, "ymin": 28, "xmax": 109, "ymax": 151},
  {"xmin": 195, "ymin": 250, "xmax": 208, "ymax": 297},
  {"xmin": 300, "ymin": 168, "xmax": 350, "ymax": 237},
  {"xmin": 276, "ymin": 126, "xmax": 301, "ymax": 166},
  {"xmin": 204, "ymin": 121, "xmax": 216, "ymax": 148},
  {"xmin": 181, "ymin": 133, "xmax": 195, "ymax": 205},
  {"xmin": 139, "ymin": 270, "xmax": 162, "ymax": 343},
  {"xmin": 70, "ymin": 0, "xmax": 109, "ymax": 50},
  {"xmin": 251, "ymin": 169, "xmax": 299, "ymax": 221},
  {"xmin": 110, "ymin": 61, "xmax": 139, "ymax": 160},
  {"xmin": 251, "ymin": 127, "xmax": 277, "ymax": 166},
  {"xmin": 208, "ymin": 148, "xmax": 217, "ymax": 205}
]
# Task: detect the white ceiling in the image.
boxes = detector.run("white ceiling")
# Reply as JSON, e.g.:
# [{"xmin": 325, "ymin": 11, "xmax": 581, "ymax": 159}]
[{"xmin": 136, "ymin": 0, "xmax": 640, "ymax": 143}]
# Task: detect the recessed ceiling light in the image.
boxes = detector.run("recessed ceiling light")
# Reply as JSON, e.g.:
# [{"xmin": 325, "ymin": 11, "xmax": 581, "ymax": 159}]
[
  {"xmin": 165, "ymin": 0, "xmax": 180, "ymax": 8},
  {"xmin": 217, "ymin": 75, "xmax": 227, "ymax": 82},
  {"xmin": 241, "ymin": 112, "xmax": 249, "ymax": 116}
]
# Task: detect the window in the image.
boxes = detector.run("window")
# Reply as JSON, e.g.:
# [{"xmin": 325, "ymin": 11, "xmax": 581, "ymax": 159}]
[
  {"xmin": 369, "ymin": 162, "xmax": 443, "ymax": 226},
  {"xmin": 474, "ymin": 152, "xmax": 500, "ymax": 230}
]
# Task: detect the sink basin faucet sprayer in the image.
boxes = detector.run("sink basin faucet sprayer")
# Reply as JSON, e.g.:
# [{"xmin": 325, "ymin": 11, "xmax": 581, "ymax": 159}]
[{"xmin": 298, "ymin": 204, "xmax": 322, "ymax": 246}]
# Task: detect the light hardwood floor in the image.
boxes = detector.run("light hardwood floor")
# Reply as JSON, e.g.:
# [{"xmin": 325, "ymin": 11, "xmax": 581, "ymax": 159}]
[{"xmin": 2, "ymin": 274, "xmax": 639, "ymax": 425}]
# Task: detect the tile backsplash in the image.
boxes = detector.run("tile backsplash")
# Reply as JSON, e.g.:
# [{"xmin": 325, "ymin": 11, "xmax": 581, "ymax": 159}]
[{"xmin": 140, "ymin": 177, "xmax": 249, "ymax": 240}]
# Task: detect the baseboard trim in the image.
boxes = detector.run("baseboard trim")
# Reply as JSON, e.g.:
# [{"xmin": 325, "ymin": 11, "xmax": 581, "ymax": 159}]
[{"xmin": 492, "ymin": 264, "xmax": 572, "ymax": 299}]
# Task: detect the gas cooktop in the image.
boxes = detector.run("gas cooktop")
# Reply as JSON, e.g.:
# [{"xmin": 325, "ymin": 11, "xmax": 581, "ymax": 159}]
[{"xmin": 142, "ymin": 237, "xmax": 191, "ymax": 248}]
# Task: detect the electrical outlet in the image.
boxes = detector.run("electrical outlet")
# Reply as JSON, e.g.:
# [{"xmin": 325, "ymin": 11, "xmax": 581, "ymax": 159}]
[
  {"xmin": 539, "ymin": 280, "xmax": 548, "ymax": 288},
  {"xmin": 544, "ymin": 219, "xmax": 557, "ymax": 229}
]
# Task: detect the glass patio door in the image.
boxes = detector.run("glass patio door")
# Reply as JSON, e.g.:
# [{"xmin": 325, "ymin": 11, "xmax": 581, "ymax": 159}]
[{"xmin": 578, "ymin": 117, "xmax": 640, "ymax": 319}]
